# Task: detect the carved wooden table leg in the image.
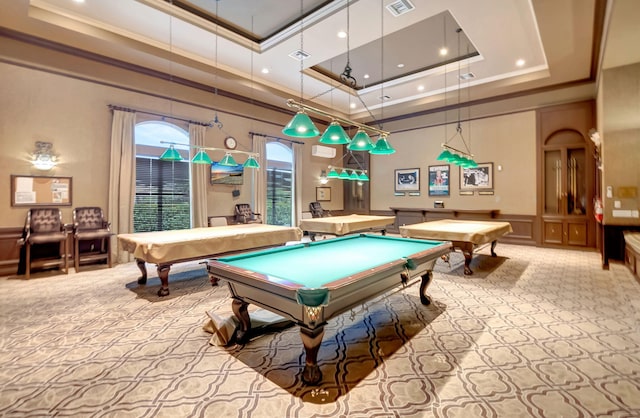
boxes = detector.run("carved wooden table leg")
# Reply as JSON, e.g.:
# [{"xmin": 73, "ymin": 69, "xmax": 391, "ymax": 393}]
[
  {"xmin": 457, "ymin": 241, "xmax": 475, "ymax": 275},
  {"xmin": 232, "ymin": 298, "xmax": 251, "ymax": 343},
  {"xmin": 300, "ymin": 326, "xmax": 325, "ymax": 385},
  {"xmin": 156, "ymin": 264, "xmax": 171, "ymax": 296},
  {"xmin": 490, "ymin": 240, "xmax": 498, "ymax": 257},
  {"xmin": 135, "ymin": 258, "xmax": 148, "ymax": 284},
  {"xmin": 419, "ymin": 271, "xmax": 433, "ymax": 305}
]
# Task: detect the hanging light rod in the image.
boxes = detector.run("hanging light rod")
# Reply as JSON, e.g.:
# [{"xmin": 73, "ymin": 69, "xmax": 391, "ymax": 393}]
[
  {"xmin": 285, "ymin": 99, "xmax": 390, "ymax": 138},
  {"xmin": 441, "ymin": 144, "xmax": 473, "ymax": 159},
  {"xmin": 327, "ymin": 165, "xmax": 367, "ymax": 174},
  {"xmin": 159, "ymin": 141, "xmax": 258, "ymax": 157}
]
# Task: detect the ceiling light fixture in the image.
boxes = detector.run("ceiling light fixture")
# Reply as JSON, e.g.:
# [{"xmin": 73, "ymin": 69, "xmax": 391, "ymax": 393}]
[{"xmin": 160, "ymin": 141, "xmax": 259, "ymax": 168}]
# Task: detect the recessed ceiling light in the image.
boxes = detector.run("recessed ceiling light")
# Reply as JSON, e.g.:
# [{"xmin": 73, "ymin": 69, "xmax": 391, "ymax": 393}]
[
  {"xmin": 439, "ymin": 47, "xmax": 448, "ymax": 56},
  {"xmin": 261, "ymin": 68, "xmax": 269, "ymax": 74},
  {"xmin": 363, "ymin": 74, "xmax": 370, "ymax": 79},
  {"xmin": 337, "ymin": 31, "xmax": 347, "ymax": 39},
  {"xmin": 73, "ymin": 0, "xmax": 85, "ymax": 3},
  {"xmin": 397, "ymin": 63, "xmax": 405, "ymax": 68},
  {"xmin": 417, "ymin": 85, "xmax": 425, "ymax": 91},
  {"xmin": 350, "ymin": 102, "xmax": 356, "ymax": 109},
  {"xmin": 516, "ymin": 59, "xmax": 525, "ymax": 67}
]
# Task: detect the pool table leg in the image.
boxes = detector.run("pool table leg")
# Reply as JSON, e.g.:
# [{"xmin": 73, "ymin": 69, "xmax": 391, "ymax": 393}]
[
  {"xmin": 232, "ymin": 298, "xmax": 251, "ymax": 343},
  {"xmin": 419, "ymin": 271, "xmax": 433, "ymax": 305},
  {"xmin": 457, "ymin": 241, "xmax": 474, "ymax": 275},
  {"xmin": 135, "ymin": 258, "xmax": 148, "ymax": 284},
  {"xmin": 300, "ymin": 327, "xmax": 325, "ymax": 385},
  {"xmin": 490, "ymin": 240, "xmax": 498, "ymax": 257},
  {"xmin": 156, "ymin": 264, "xmax": 171, "ymax": 297}
]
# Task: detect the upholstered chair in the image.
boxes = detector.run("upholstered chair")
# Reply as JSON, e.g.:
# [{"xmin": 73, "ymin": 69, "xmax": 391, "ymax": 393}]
[
  {"xmin": 234, "ymin": 204, "xmax": 262, "ymax": 224},
  {"xmin": 309, "ymin": 201, "xmax": 331, "ymax": 218},
  {"xmin": 72, "ymin": 207, "xmax": 112, "ymax": 272},
  {"xmin": 21, "ymin": 208, "xmax": 69, "ymax": 279}
]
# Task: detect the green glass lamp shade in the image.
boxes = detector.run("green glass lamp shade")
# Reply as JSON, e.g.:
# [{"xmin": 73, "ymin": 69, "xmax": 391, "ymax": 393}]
[
  {"xmin": 319, "ymin": 121, "xmax": 351, "ymax": 144},
  {"xmin": 466, "ymin": 159, "xmax": 478, "ymax": 168},
  {"xmin": 369, "ymin": 136, "xmax": 396, "ymax": 155},
  {"xmin": 358, "ymin": 172, "xmax": 369, "ymax": 181},
  {"xmin": 219, "ymin": 153, "xmax": 238, "ymax": 166},
  {"xmin": 160, "ymin": 145, "xmax": 183, "ymax": 161},
  {"xmin": 348, "ymin": 171, "xmax": 360, "ymax": 180},
  {"xmin": 191, "ymin": 149, "xmax": 213, "ymax": 164},
  {"xmin": 327, "ymin": 168, "xmax": 340, "ymax": 178},
  {"xmin": 347, "ymin": 129, "xmax": 374, "ymax": 151},
  {"xmin": 338, "ymin": 170, "xmax": 350, "ymax": 179},
  {"xmin": 243, "ymin": 155, "xmax": 260, "ymax": 169},
  {"xmin": 282, "ymin": 111, "xmax": 320, "ymax": 138},
  {"xmin": 436, "ymin": 149, "xmax": 454, "ymax": 162}
]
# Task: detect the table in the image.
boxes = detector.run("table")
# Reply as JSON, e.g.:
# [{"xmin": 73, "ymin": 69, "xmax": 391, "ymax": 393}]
[
  {"xmin": 117, "ymin": 224, "xmax": 302, "ymax": 296},
  {"xmin": 206, "ymin": 234, "xmax": 451, "ymax": 384},
  {"xmin": 299, "ymin": 214, "xmax": 396, "ymax": 241},
  {"xmin": 400, "ymin": 219, "xmax": 512, "ymax": 275}
]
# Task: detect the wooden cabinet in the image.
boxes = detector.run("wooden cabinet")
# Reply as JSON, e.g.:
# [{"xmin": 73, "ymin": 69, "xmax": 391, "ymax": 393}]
[{"xmin": 538, "ymin": 101, "xmax": 596, "ymax": 248}]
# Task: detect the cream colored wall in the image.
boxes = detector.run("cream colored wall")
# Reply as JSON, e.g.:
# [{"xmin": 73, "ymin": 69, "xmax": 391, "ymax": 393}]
[
  {"xmin": 601, "ymin": 62, "xmax": 640, "ymax": 226},
  {"xmin": 0, "ymin": 61, "xmax": 343, "ymax": 227},
  {"xmin": 370, "ymin": 111, "xmax": 537, "ymax": 215}
]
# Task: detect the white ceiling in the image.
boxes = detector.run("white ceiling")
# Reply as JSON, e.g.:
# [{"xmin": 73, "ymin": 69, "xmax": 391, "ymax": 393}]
[{"xmin": 0, "ymin": 0, "xmax": 623, "ymax": 124}]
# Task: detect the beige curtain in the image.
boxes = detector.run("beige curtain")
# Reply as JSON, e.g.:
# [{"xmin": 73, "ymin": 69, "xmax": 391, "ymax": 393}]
[
  {"xmin": 293, "ymin": 142, "xmax": 304, "ymax": 227},
  {"xmin": 189, "ymin": 123, "xmax": 208, "ymax": 228},
  {"xmin": 252, "ymin": 135, "xmax": 268, "ymax": 222},
  {"xmin": 108, "ymin": 109, "xmax": 136, "ymax": 264}
]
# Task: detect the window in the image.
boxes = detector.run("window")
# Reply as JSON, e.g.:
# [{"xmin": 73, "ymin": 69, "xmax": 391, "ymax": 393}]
[
  {"xmin": 134, "ymin": 121, "xmax": 191, "ymax": 232},
  {"xmin": 265, "ymin": 142, "xmax": 293, "ymax": 226}
]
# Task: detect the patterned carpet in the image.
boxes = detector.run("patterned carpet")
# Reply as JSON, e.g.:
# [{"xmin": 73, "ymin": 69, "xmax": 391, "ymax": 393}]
[{"xmin": 1, "ymin": 243, "xmax": 639, "ymax": 417}]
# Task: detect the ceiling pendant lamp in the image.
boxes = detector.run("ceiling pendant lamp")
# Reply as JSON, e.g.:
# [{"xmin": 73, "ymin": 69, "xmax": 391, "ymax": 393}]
[
  {"xmin": 282, "ymin": 110, "xmax": 320, "ymax": 138},
  {"xmin": 191, "ymin": 148, "xmax": 213, "ymax": 164},
  {"xmin": 319, "ymin": 120, "xmax": 351, "ymax": 144},
  {"xmin": 369, "ymin": 135, "xmax": 396, "ymax": 155},
  {"xmin": 338, "ymin": 170, "xmax": 350, "ymax": 179},
  {"xmin": 242, "ymin": 155, "xmax": 260, "ymax": 169},
  {"xmin": 347, "ymin": 129, "xmax": 374, "ymax": 151},
  {"xmin": 219, "ymin": 153, "xmax": 238, "ymax": 166},
  {"xmin": 327, "ymin": 168, "xmax": 340, "ymax": 178},
  {"xmin": 358, "ymin": 171, "xmax": 369, "ymax": 182},
  {"xmin": 348, "ymin": 170, "xmax": 360, "ymax": 180},
  {"xmin": 160, "ymin": 145, "xmax": 183, "ymax": 161}
]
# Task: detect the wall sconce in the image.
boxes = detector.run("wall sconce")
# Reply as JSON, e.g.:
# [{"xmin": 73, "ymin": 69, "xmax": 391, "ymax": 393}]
[
  {"xmin": 32, "ymin": 141, "xmax": 58, "ymax": 170},
  {"xmin": 319, "ymin": 170, "xmax": 329, "ymax": 184}
]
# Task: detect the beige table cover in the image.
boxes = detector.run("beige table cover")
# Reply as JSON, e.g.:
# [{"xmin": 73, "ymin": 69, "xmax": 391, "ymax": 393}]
[
  {"xmin": 400, "ymin": 219, "xmax": 512, "ymax": 245},
  {"xmin": 118, "ymin": 224, "xmax": 302, "ymax": 264},
  {"xmin": 299, "ymin": 214, "xmax": 396, "ymax": 236}
]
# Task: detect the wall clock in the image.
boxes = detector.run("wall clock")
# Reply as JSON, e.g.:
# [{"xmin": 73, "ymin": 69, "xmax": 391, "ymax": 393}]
[{"xmin": 224, "ymin": 136, "xmax": 237, "ymax": 150}]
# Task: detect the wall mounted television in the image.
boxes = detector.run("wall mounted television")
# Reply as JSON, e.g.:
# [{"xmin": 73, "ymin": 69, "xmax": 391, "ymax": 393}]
[{"xmin": 210, "ymin": 161, "xmax": 244, "ymax": 185}]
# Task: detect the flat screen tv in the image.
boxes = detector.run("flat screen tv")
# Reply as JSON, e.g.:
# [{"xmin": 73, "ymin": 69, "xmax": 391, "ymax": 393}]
[{"xmin": 210, "ymin": 161, "xmax": 243, "ymax": 185}]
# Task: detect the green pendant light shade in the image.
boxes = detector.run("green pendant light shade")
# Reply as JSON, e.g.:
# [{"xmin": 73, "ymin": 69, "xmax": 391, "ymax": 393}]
[
  {"xmin": 282, "ymin": 111, "xmax": 320, "ymax": 138},
  {"xmin": 319, "ymin": 121, "xmax": 351, "ymax": 144},
  {"xmin": 369, "ymin": 135, "xmax": 396, "ymax": 154},
  {"xmin": 436, "ymin": 149, "xmax": 454, "ymax": 162},
  {"xmin": 160, "ymin": 145, "xmax": 183, "ymax": 161},
  {"xmin": 242, "ymin": 155, "xmax": 260, "ymax": 169},
  {"xmin": 327, "ymin": 168, "xmax": 340, "ymax": 179},
  {"xmin": 358, "ymin": 171, "xmax": 369, "ymax": 181},
  {"xmin": 219, "ymin": 153, "xmax": 238, "ymax": 167},
  {"xmin": 348, "ymin": 170, "xmax": 360, "ymax": 180},
  {"xmin": 338, "ymin": 170, "xmax": 350, "ymax": 179},
  {"xmin": 191, "ymin": 148, "xmax": 213, "ymax": 164},
  {"xmin": 347, "ymin": 129, "xmax": 374, "ymax": 151}
]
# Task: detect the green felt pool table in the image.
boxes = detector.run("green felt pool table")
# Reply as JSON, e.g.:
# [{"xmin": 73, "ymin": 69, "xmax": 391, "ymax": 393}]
[{"xmin": 206, "ymin": 233, "xmax": 452, "ymax": 384}]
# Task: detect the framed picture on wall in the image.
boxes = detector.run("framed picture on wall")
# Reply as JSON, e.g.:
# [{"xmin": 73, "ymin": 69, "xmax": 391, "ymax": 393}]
[
  {"xmin": 460, "ymin": 162, "xmax": 494, "ymax": 191},
  {"xmin": 395, "ymin": 168, "xmax": 420, "ymax": 192},
  {"xmin": 316, "ymin": 187, "xmax": 331, "ymax": 201},
  {"xmin": 428, "ymin": 165, "xmax": 450, "ymax": 196}
]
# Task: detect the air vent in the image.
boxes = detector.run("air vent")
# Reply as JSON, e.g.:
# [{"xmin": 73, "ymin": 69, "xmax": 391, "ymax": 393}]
[
  {"xmin": 386, "ymin": 0, "xmax": 415, "ymax": 17},
  {"xmin": 459, "ymin": 72, "xmax": 476, "ymax": 80},
  {"xmin": 288, "ymin": 49, "xmax": 310, "ymax": 61}
]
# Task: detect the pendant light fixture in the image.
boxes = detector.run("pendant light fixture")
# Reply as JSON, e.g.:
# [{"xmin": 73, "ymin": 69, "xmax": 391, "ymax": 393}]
[{"xmin": 282, "ymin": 0, "xmax": 320, "ymax": 138}]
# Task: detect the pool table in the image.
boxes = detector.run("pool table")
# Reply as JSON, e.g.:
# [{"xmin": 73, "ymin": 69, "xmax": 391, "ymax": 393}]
[
  {"xmin": 117, "ymin": 224, "xmax": 302, "ymax": 296},
  {"xmin": 299, "ymin": 214, "xmax": 396, "ymax": 241},
  {"xmin": 400, "ymin": 219, "xmax": 513, "ymax": 275},
  {"xmin": 206, "ymin": 234, "xmax": 451, "ymax": 384}
]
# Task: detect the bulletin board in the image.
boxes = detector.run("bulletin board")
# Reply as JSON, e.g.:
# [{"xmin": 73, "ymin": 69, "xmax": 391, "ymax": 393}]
[{"xmin": 10, "ymin": 175, "xmax": 72, "ymax": 206}]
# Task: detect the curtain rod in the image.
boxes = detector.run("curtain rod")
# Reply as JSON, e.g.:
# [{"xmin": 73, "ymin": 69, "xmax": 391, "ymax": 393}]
[
  {"xmin": 108, "ymin": 104, "xmax": 213, "ymax": 127},
  {"xmin": 249, "ymin": 131, "xmax": 304, "ymax": 145}
]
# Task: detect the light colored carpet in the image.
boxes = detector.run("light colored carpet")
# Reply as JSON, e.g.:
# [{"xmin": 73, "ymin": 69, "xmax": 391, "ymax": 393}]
[{"xmin": 0, "ymin": 243, "xmax": 639, "ymax": 417}]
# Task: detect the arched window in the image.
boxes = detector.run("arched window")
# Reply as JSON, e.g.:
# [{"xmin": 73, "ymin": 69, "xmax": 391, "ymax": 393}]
[
  {"xmin": 265, "ymin": 142, "xmax": 293, "ymax": 226},
  {"xmin": 134, "ymin": 121, "xmax": 191, "ymax": 232}
]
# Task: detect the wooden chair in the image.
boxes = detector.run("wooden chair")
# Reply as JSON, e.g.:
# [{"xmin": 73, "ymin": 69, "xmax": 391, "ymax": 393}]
[
  {"xmin": 73, "ymin": 207, "xmax": 112, "ymax": 272},
  {"xmin": 234, "ymin": 204, "xmax": 262, "ymax": 224},
  {"xmin": 21, "ymin": 208, "xmax": 69, "ymax": 279},
  {"xmin": 309, "ymin": 201, "xmax": 331, "ymax": 218}
]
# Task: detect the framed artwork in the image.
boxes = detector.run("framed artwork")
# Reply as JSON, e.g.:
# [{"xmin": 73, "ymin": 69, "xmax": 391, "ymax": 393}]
[
  {"xmin": 316, "ymin": 187, "xmax": 331, "ymax": 201},
  {"xmin": 395, "ymin": 168, "xmax": 420, "ymax": 192},
  {"xmin": 11, "ymin": 175, "xmax": 72, "ymax": 206},
  {"xmin": 428, "ymin": 164, "xmax": 450, "ymax": 196},
  {"xmin": 460, "ymin": 162, "xmax": 494, "ymax": 191}
]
